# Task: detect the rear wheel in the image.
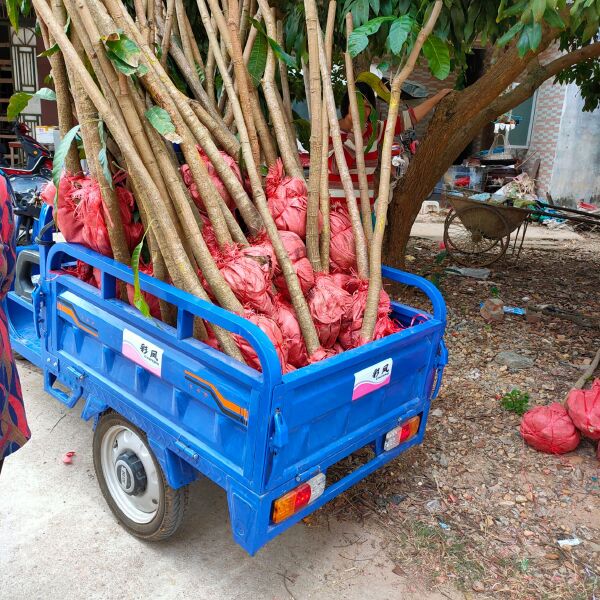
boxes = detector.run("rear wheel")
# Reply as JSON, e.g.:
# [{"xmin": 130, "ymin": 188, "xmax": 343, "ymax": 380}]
[{"xmin": 93, "ymin": 412, "xmax": 188, "ymax": 541}]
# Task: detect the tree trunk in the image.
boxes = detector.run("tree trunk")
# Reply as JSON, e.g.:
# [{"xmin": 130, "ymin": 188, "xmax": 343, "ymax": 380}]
[{"xmin": 384, "ymin": 35, "xmax": 557, "ymax": 268}]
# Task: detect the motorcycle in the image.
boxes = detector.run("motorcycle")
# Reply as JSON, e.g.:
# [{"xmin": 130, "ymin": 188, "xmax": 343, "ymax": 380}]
[{"xmin": 0, "ymin": 122, "xmax": 54, "ymax": 246}]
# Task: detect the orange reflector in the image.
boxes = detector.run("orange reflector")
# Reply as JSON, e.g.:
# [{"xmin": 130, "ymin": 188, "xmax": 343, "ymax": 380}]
[
  {"xmin": 272, "ymin": 474, "xmax": 326, "ymax": 524},
  {"xmin": 384, "ymin": 415, "xmax": 421, "ymax": 451}
]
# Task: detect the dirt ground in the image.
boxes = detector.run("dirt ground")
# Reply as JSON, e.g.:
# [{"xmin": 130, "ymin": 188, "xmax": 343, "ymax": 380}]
[{"xmin": 312, "ymin": 222, "xmax": 600, "ymax": 600}]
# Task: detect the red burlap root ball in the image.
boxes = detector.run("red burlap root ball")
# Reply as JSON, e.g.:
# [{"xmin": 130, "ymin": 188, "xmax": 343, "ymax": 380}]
[
  {"xmin": 338, "ymin": 280, "xmax": 392, "ymax": 350},
  {"xmin": 308, "ymin": 274, "xmax": 352, "ymax": 349},
  {"xmin": 520, "ymin": 403, "xmax": 580, "ymax": 454},
  {"xmin": 566, "ymin": 379, "xmax": 600, "ymax": 440},
  {"xmin": 329, "ymin": 206, "xmax": 356, "ymax": 272},
  {"xmin": 266, "ymin": 159, "xmax": 309, "ymax": 239},
  {"xmin": 216, "ymin": 246, "xmax": 273, "ymax": 314},
  {"xmin": 272, "ymin": 231, "xmax": 315, "ymax": 299},
  {"xmin": 234, "ymin": 311, "xmax": 288, "ymax": 371},
  {"xmin": 181, "ymin": 147, "xmax": 243, "ymax": 213},
  {"xmin": 272, "ymin": 294, "xmax": 308, "ymax": 368},
  {"xmin": 42, "ymin": 176, "xmax": 143, "ymax": 257}
]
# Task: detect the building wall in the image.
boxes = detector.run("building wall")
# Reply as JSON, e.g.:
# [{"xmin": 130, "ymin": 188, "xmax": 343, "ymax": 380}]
[
  {"xmin": 525, "ymin": 78, "xmax": 567, "ymax": 196},
  {"xmin": 549, "ymin": 83, "xmax": 600, "ymax": 204}
]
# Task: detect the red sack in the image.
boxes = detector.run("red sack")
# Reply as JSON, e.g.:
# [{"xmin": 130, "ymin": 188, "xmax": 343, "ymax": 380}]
[
  {"xmin": 217, "ymin": 246, "xmax": 273, "ymax": 314},
  {"xmin": 266, "ymin": 159, "xmax": 309, "ymax": 239},
  {"xmin": 181, "ymin": 148, "xmax": 242, "ymax": 213},
  {"xmin": 200, "ymin": 214, "xmax": 220, "ymax": 255},
  {"xmin": 329, "ymin": 206, "xmax": 356, "ymax": 272},
  {"xmin": 566, "ymin": 379, "xmax": 600, "ymax": 440},
  {"xmin": 242, "ymin": 232, "xmax": 277, "ymax": 278},
  {"xmin": 330, "ymin": 272, "xmax": 360, "ymax": 294},
  {"xmin": 273, "ymin": 257, "xmax": 315, "ymax": 301},
  {"xmin": 126, "ymin": 262, "xmax": 161, "ymax": 319},
  {"xmin": 42, "ymin": 175, "xmax": 87, "ymax": 245},
  {"xmin": 272, "ymin": 294, "xmax": 308, "ymax": 368},
  {"xmin": 271, "ymin": 230, "xmax": 314, "ymax": 299},
  {"xmin": 234, "ymin": 311, "xmax": 287, "ymax": 371},
  {"xmin": 63, "ymin": 260, "xmax": 98, "ymax": 288},
  {"xmin": 307, "ymin": 274, "xmax": 352, "ymax": 349},
  {"xmin": 338, "ymin": 280, "xmax": 391, "ymax": 350},
  {"xmin": 520, "ymin": 403, "xmax": 580, "ymax": 454}
]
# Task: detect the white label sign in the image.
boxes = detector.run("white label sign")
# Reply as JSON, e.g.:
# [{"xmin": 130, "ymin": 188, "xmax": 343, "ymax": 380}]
[
  {"xmin": 122, "ymin": 329, "xmax": 163, "ymax": 377},
  {"xmin": 353, "ymin": 358, "xmax": 393, "ymax": 401}
]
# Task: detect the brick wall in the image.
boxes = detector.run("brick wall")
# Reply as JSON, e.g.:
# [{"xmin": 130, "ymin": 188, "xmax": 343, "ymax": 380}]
[{"xmin": 526, "ymin": 79, "xmax": 567, "ymax": 196}]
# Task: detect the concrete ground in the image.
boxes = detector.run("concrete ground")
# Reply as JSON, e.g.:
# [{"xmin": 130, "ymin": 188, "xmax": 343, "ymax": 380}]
[{"xmin": 0, "ymin": 360, "xmax": 457, "ymax": 600}]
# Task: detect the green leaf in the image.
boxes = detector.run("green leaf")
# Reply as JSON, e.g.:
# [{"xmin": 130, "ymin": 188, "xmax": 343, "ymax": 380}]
[
  {"xmin": 356, "ymin": 91, "xmax": 366, "ymax": 130},
  {"xmin": 528, "ymin": 22, "xmax": 543, "ymax": 49},
  {"xmin": 39, "ymin": 44, "xmax": 60, "ymax": 58},
  {"xmin": 369, "ymin": 0, "xmax": 379, "ymax": 11},
  {"xmin": 543, "ymin": 7, "xmax": 565, "ymax": 28},
  {"xmin": 423, "ymin": 36, "xmax": 451, "ymax": 80},
  {"xmin": 6, "ymin": 88, "xmax": 56, "ymax": 121},
  {"xmin": 6, "ymin": 0, "xmax": 19, "ymax": 30},
  {"xmin": 389, "ymin": 15, "xmax": 412, "ymax": 55},
  {"xmin": 131, "ymin": 232, "xmax": 151, "ymax": 318},
  {"xmin": 248, "ymin": 29, "xmax": 268, "ymax": 86},
  {"xmin": 250, "ymin": 18, "xmax": 295, "ymax": 68},
  {"xmin": 97, "ymin": 120, "xmax": 113, "ymax": 190},
  {"xmin": 517, "ymin": 27, "xmax": 531, "ymax": 56},
  {"xmin": 348, "ymin": 32, "xmax": 369, "ymax": 57},
  {"xmin": 103, "ymin": 32, "xmax": 147, "ymax": 77},
  {"xmin": 52, "ymin": 124, "xmax": 81, "ymax": 208},
  {"xmin": 532, "ymin": 0, "xmax": 547, "ymax": 21},
  {"xmin": 7, "ymin": 92, "xmax": 32, "ymax": 121},
  {"xmin": 496, "ymin": 20, "xmax": 524, "ymax": 46},
  {"xmin": 145, "ymin": 105, "xmax": 182, "ymax": 144}
]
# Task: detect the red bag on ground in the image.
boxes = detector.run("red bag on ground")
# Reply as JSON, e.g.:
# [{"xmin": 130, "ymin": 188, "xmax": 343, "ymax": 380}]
[
  {"xmin": 266, "ymin": 159, "xmax": 309, "ymax": 239},
  {"xmin": 566, "ymin": 379, "xmax": 600, "ymax": 440},
  {"xmin": 126, "ymin": 262, "xmax": 161, "ymax": 319},
  {"xmin": 329, "ymin": 206, "xmax": 356, "ymax": 272},
  {"xmin": 272, "ymin": 294, "xmax": 308, "ymax": 368},
  {"xmin": 234, "ymin": 311, "xmax": 287, "ymax": 371},
  {"xmin": 307, "ymin": 274, "xmax": 352, "ymax": 348},
  {"xmin": 520, "ymin": 403, "xmax": 580, "ymax": 454}
]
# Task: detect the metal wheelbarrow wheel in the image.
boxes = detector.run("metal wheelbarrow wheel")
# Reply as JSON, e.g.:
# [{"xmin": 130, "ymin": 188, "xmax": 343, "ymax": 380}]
[
  {"xmin": 93, "ymin": 411, "xmax": 189, "ymax": 541},
  {"xmin": 443, "ymin": 205, "xmax": 510, "ymax": 267}
]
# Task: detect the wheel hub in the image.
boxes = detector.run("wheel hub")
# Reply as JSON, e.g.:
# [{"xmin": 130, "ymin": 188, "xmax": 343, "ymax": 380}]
[{"xmin": 115, "ymin": 450, "xmax": 147, "ymax": 496}]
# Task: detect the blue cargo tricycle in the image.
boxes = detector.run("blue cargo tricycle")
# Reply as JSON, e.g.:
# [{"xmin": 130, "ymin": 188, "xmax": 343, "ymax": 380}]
[{"xmin": 5, "ymin": 205, "xmax": 447, "ymax": 555}]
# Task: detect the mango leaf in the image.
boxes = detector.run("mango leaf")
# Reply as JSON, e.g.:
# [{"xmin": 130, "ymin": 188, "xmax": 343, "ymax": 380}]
[
  {"xmin": 496, "ymin": 20, "xmax": 524, "ymax": 46},
  {"xmin": 145, "ymin": 106, "xmax": 182, "ymax": 144},
  {"xmin": 6, "ymin": 0, "xmax": 19, "ymax": 30},
  {"xmin": 52, "ymin": 125, "xmax": 81, "ymax": 208},
  {"xmin": 528, "ymin": 22, "xmax": 543, "ymax": 50},
  {"xmin": 250, "ymin": 18, "xmax": 295, "ymax": 68},
  {"xmin": 389, "ymin": 15, "xmax": 412, "ymax": 55},
  {"xmin": 356, "ymin": 71, "xmax": 391, "ymax": 103},
  {"xmin": 247, "ymin": 25, "xmax": 268, "ymax": 86},
  {"xmin": 97, "ymin": 120, "xmax": 113, "ymax": 189},
  {"xmin": 532, "ymin": 0, "xmax": 547, "ymax": 22},
  {"xmin": 517, "ymin": 27, "xmax": 531, "ymax": 57},
  {"xmin": 131, "ymin": 231, "xmax": 151, "ymax": 318},
  {"xmin": 7, "ymin": 88, "xmax": 56, "ymax": 121},
  {"xmin": 103, "ymin": 32, "xmax": 146, "ymax": 77},
  {"xmin": 423, "ymin": 37, "xmax": 451, "ymax": 80},
  {"xmin": 543, "ymin": 7, "xmax": 565, "ymax": 28},
  {"xmin": 348, "ymin": 16, "xmax": 396, "ymax": 56}
]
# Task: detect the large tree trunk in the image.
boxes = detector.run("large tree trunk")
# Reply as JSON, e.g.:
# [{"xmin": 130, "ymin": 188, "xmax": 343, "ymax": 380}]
[{"xmin": 384, "ymin": 35, "xmax": 558, "ymax": 268}]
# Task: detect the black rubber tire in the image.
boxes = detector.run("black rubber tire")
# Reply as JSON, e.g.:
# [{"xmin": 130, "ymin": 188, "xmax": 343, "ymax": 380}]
[{"xmin": 93, "ymin": 411, "xmax": 188, "ymax": 541}]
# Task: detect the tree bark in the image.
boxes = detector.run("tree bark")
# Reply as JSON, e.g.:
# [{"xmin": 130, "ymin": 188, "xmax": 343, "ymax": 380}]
[{"xmin": 384, "ymin": 32, "xmax": 565, "ymax": 268}]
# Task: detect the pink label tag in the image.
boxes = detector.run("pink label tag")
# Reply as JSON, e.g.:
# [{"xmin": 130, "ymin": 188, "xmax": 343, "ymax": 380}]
[{"xmin": 352, "ymin": 358, "xmax": 393, "ymax": 401}]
